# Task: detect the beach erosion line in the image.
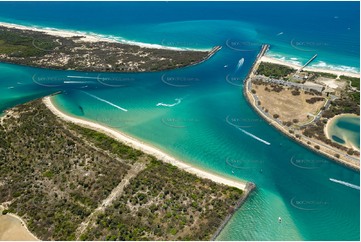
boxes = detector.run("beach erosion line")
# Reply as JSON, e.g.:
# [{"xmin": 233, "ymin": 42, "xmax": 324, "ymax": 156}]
[
  {"xmin": 0, "ymin": 22, "xmax": 211, "ymax": 52},
  {"xmin": 43, "ymin": 96, "xmax": 248, "ymax": 191}
]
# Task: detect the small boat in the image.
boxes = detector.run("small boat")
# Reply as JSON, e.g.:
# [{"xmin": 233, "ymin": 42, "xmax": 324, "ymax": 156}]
[
  {"xmin": 224, "ymin": 65, "xmax": 228, "ymax": 68},
  {"xmin": 278, "ymin": 217, "xmax": 282, "ymax": 223},
  {"xmin": 231, "ymin": 170, "xmax": 234, "ymax": 174}
]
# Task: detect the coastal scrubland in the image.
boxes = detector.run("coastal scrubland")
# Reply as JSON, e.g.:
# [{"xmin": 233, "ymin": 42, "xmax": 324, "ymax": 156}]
[
  {"xmin": 0, "ymin": 25, "xmax": 211, "ymax": 72},
  {"xmin": 0, "ymin": 99, "xmax": 243, "ymax": 240}
]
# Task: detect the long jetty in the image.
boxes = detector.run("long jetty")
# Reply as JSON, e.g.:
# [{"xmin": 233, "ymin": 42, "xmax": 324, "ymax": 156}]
[
  {"xmin": 298, "ymin": 54, "xmax": 317, "ymax": 72},
  {"xmin": 243, "ymin": 44, "xmax": 270, "ymax": 82}
]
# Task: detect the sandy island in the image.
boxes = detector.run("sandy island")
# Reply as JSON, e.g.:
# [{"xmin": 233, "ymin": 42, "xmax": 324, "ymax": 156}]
[
  {"xmin": 261, "ymin": 56, "xmax": 360, "ymax": 78},
  {"xmin": 0, "ymin": 22, "xmax": 210, "ymax": 52},
  {"xmin": 43, "ymin": 96, "xmax": 247, "ymax": 191},
  {"xmin": 324, "ymin": 114, "xmax": 360, "ymax": 151}
]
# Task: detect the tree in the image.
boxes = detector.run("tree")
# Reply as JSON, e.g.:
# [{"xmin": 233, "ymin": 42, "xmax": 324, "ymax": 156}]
[{"xmin": 273, "ymin": 114, "xmax": 279, "ymax": 119}]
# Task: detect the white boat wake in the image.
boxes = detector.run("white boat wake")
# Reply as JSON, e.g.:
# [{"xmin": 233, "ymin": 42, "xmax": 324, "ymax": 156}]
[
  {"xmin": 277, "ymin": 32, "xmax": 284, "ymax": 36},
  {"xmin": 237, "ymin": 127, "xmax": 271, "ymax": 145},
  {"xmin": 329, "ymin": 178, "xmax": 360, "ymax": 190},
  {"xmin": 225, "ymin": 116, "xmax": 271, "ymax": 145},
  {"xmin": 64, "ymin": 81, "xmax": 91, "ymax": 84},
  {"xmin": 82, "ymin": 91, "xmax": 128, "ymax": 112},
  {"xmin": 156, "ymin": 98, "xmax": 182, "ymax": 107},
  {"xmin": 235, "ymin": 58, "xmax": 244, "ymax": 72},
  {"xmin": 67, "ymin": 75, "xmax": 98, "ymax": 79}
]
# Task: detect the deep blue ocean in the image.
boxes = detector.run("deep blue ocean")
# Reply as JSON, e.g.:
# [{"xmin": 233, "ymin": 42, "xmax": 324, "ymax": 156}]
[{"xmin": 0, "ymin": 2, "xmax": 359, "ymax": 240}]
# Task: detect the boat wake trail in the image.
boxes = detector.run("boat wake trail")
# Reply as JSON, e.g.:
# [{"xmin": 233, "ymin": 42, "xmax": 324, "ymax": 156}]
[
  {"xmin": 82, "ymin": 91, "xmax": 128, "ymax": 112},
  {"xmin": 156, "ymin": 98, "xmax": 182, "ymax": 107},
  {"xmin": 237, "ymin": 127, "xmax": 271, "ymax": 145},
  {"xmin": 225, "ymin": 115, "xmax": 271, "ymax": 145},
  {"xmin": 329, "ymin": 178, "xmax": 360, "ymax": 190},
  {"xmin": 235, "ymin": 58, "xmax": 244, "ymax": 72},
  {"xmin": 67, "ymin": 75, "xmax": 98, "ymax": 79}
]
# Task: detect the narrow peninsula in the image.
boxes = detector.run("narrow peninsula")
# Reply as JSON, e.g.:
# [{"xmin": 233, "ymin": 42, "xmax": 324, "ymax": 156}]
[
  {"xmin": 0, "ymin": 22, "xmax": 220, "ymax": 72},
  {"xmin": 0, "ymin": 97, "xmax": 253, "ymax": 240},
  {"xmin": 244, "ymin": 45, "xmax": 360, "ymax": 170}
]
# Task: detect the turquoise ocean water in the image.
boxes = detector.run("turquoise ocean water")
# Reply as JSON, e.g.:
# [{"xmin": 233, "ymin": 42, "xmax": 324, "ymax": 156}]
[
  {"xmin": 327, "ymin": 115, "xmax": 360, "ymax": 150},
  {"xmin": 0, "ymin": 2, "xmax": 359, "ymax": 240}
]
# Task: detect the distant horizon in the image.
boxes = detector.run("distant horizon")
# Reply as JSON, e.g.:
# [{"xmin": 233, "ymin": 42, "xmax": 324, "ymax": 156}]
[{"xmin": 0, "ymin": 1, "xmax": 359, "ymax": 241}]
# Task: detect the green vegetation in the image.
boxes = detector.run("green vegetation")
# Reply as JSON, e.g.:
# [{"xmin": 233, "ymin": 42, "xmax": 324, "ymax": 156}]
[
  {"xmin": 256, "ymin": 62, "xmax": 294, "ymax": 79},
  {"xmin": 349, "ymin": 91, "xmax": 360, "ymax": 103},
  {"xmin": 69, "ymin": 124, "xmax": 143, "ymax": 164},
  {"xmin": 0, "ymin": 28, "xmax": 58, "ymax": 57},
  {"xmin": 0, "ymin": 26, "xmax": 211, "ymax": 72},
  {"xmin": 80, "ymin": 159, "xmax": 242, "ymax": 241},
  {"xmin": 308, "ymin": 71, "xmax": 338, "ymax": 79},
  {"xmin": 0, "ymin": 98, "xmax": 243, "ymax": 240},
  {"xmin": 339, "ymin": 75, "xmax": 360, "ymax": 90},
  {"xmin": 0, "ymin": 100, "xmax": 132, "ymax": 240}
]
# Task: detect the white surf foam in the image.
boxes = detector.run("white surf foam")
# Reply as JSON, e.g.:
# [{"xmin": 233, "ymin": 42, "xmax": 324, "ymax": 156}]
[{"xmin": 309, "ymin": 61, "xmax": 360, "ymax": 74}]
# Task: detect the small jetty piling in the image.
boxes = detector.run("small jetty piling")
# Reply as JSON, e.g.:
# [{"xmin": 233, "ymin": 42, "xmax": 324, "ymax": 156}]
[{"xmin": 298, "ymin": 54, "xmax": 317, "ymax": 72}]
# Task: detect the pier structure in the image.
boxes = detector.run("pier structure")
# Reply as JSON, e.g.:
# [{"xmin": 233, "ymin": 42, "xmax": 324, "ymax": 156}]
[{"xmin": 298, "ymin": 54, "xmax": 317, "ymax": 72}]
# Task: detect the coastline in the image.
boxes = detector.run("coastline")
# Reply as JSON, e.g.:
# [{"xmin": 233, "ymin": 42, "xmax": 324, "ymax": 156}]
[
  {"xmin": 262, "ymin": 56, "xmax": 360, "ymax": 78},
  {"xmin": 0, "ymin": 22, "xmax": 210, "ymax": 52},
  {"xmin": 43, "ymin": 96, "xmax": 248, "ymax": 191},
  {"xmin": 244, "ymin": 45, "xmax": 359, "ymax": 171},
  {"xmin": 0, "ymin": 205, "xmax": 39, "ymax": 241},
  {"xmin": 324, "ymin": 113, "xmax": 360, "ymax": 151}
]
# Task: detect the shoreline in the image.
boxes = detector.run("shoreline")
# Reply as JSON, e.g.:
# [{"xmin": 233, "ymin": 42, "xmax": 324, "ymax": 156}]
[
  {"xmin": 324, "ymin": 114, "xmax": 360, "ymax": 151},
  {"xmin": 0, "ymin": 205, "xmax": 39, "ymax": 241},
  {"xmin": 6, "ymin": 213, "xmax": 39, "ymax": 241},
  {"xmin": 262, "ymin": 55, "xmax": 360, "ymax": 78},
  {"xmin": 244, "ymin": 45, "xmax": 359, "ymax": 171},
  {"xmin": 245, "ymin": 81, "xmax": 359, "ymax": 170},
  {"xmin": 0, "ymin": 21, "xmax": 211, "ymax": 52},
  {"xmin": 43, "ymin": 96, "xmax": 248, "ymax": 191}
]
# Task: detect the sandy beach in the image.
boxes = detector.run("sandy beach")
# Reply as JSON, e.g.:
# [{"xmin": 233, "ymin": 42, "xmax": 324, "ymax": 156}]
[
  {"xmin": 261, "ymin": 56, "xmax": 360, "ymax": 78},
  {"xmin": 0, "ymin": 211, "xmax": 38, "ymax": 241},
  {"xmin": 0, "ymin": 22, "xmax": 209, "ymax": 52},
  {"xmin": 324, "ymin": 114, "xmax": 360, "ymax": 151},
  {"xmin": 43, "ymin": 96, "xmax": 247, "ymax": 191}
]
